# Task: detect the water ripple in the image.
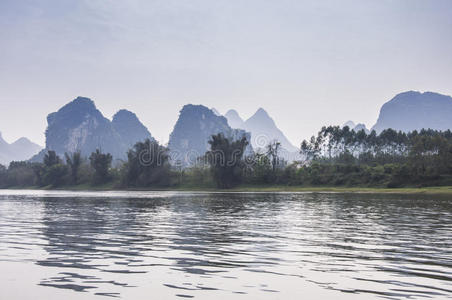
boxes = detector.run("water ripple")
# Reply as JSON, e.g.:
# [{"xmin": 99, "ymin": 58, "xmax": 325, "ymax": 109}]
[{"xmin": 0, "ymin": 190, "xmax": 451, "ymax": 299}]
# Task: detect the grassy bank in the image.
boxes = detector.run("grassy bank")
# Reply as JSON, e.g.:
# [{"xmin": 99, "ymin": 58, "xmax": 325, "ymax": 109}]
[{"xmin": 4, "ymin": 183, "xmax": 452, "ymax": 195}]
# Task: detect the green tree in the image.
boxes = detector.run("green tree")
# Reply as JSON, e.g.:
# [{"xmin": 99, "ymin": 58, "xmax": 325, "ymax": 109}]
[
  {"xmin": 31, "ymin": 162, "xmax": 45, "ymax": 186},
  {"xmin": 44, "ymin": 150, "xmax": 61, "ymax": 167},
  {"xmin": 243, "ymin": 151, "xmax": 273, "ymax": 184},
  {"xmin": 0, "ymin": 164, "xmax": 7, "ymax": 187},
  {"xmin": 44, "ymin": 164, "xmax": 69, "ymax": 187},
  {"xmin": 0, "ymin": 164, "xmax": 6, "ymax": 173},
  {"xmin": 65, "ymin": 152, "xmax": 82, "ymax": 184},
  {"xmin": 5, "ymin": 161, "xmax": 38, "ymax": 187},
  {"xmin": 123, "ymin": 139, "xmax": 171, "ymax": 187},
  {"xmin": 41, "ymin": 151, "xmax": 67, "ymax": 186},
  {"xmin": 89, "ymin": 149, "xmax": 112, "ymax": 184},
  {"xmin": 266, "ymin": 140, "xmax": 281, "ymax": 173},
  {"xmin": 206, "ymin": 133, "xmax": 248, "ymax": 188}
]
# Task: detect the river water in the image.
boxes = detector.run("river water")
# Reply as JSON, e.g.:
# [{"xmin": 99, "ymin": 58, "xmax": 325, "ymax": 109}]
[{"xmin": 0, "ymin": 190, "xmax": 451, "ymax": 299}]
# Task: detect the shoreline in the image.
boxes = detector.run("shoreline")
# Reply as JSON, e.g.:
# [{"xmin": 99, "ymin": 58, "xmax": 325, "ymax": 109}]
[{"xmin": 2, "ymin": 185, "xmax": 452, "ymax": 195}]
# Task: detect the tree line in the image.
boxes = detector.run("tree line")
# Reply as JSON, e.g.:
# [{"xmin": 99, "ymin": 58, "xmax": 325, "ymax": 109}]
[
  {"xmin": 297, "ymin": 126, "xmax": 452, "ymax": 187},
  {"xmin": 1, "ymin": 126, "xmax": 452, "ymax": 189}
]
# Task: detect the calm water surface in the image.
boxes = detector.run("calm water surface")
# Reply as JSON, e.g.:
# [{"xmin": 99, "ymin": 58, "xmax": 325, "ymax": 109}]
[{"xmin": 0, "ymin": 190, "xmax": 451, "ymax": 299}]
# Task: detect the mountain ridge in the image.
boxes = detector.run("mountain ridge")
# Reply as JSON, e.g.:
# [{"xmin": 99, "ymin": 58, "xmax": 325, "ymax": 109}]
[
  {"xmin": 343, "ymin": 121, "xmax": 370, "ymax": 134},
  {"xmin": 33, "ymin": 96, "xmax": 152, "ymax": 161},
  {"xmin": 224, "ymin": 109, "xmax": 245, "ymax": 129},
  {"xmin": 225, "ymin": 107, "xmax": 298, "ymax": 153},
  {"xmin": 0, "ymin": 132, "xmax": 42, "ymax": 165},
  {"xmin": 372, "ymin": 91, "xmax": 452, "ymax": 133},
  {"xmin": 168, "ymin": 104, "xmax": 252, "ymax": 165}
]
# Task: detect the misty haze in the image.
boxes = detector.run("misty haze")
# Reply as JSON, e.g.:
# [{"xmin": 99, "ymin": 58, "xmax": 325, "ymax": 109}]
[{"xmin": 1, "ymin": 1, "xmax": 451, "ymax": 300}]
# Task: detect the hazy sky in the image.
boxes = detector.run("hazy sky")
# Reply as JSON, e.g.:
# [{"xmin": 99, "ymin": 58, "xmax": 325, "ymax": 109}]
[{"xmin": 1, "ymin": 0, "xmax": 452, "ymax": 146}]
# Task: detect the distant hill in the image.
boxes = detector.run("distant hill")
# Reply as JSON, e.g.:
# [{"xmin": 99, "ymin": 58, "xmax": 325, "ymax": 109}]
[
  {"xmin": 372, "ymin": 91, "xmax": 452, "ymax": 133},
  {"xmin": 343, "ymin": 121, "xmax": 370, "ymax": 134},
  {"xmin": 225, "ymin": 108, "xmax": 298, "ymax": 153},
  {"xmin": 343, "ymin": 121, "xmax": 356, "ymax": 129},
  {"xmin": 354, "ymin": 123, "xmax": 370, "ymax": 134},
  {"xmin": 0, "ymin": 133, "xmax": 42, "ymax": 165},
  {"xmin": 224, "ymin": 109, "xmax": 245, "ymax": 129},
  {"xmin": 168, "ymin": 104, "xmax": 252, "ymax": 165},
  {"xmin": 32, "ymin": 97, "xmax": 152, "ymax": 161},
  {"xmin": 112, "ymin": 109, "xmax": 154, "ymax": 149}
]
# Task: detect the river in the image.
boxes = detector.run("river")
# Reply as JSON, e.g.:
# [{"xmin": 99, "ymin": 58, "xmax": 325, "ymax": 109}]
[{"xmin": 0, "ymin": 190, "xmax": 451, "ymax": 299}]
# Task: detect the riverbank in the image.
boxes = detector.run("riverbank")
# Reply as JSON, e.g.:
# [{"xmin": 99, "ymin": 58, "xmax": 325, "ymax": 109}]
[
  {"xmin": 3, "ymin": 184, "xmax": 452, "ymax": 195},
  {"xmin": 176, "ymin": 185, "xmax": 452, "ymax": 194},
  {"xmin": 227, "ymin": 185, "xmax": 452, "ymax": 194}
]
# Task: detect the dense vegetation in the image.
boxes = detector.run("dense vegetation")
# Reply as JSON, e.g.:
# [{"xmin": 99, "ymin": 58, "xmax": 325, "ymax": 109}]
[
  {"xmin": 1, "ymin": 127, "xmax": 452, "ymax": 189},
  {"xmin": 206, "ymin": 133, "xmax": 248, "ymax": 188},
  {"xmin": 297, "ymin": 126, "xmax": 452, "ymax": 187}
]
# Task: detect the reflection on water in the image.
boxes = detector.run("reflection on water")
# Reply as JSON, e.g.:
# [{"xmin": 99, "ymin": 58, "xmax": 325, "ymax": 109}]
[{"xmin": 0, "ymin": 190, "xmax": 451, "ymax": 299}]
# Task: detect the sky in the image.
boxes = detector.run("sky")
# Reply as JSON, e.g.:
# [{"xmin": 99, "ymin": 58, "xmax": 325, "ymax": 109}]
[{"xmin": 1, "ymin": 0, "xmax": 452, "ymax": 147}]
